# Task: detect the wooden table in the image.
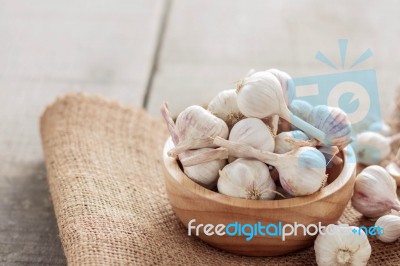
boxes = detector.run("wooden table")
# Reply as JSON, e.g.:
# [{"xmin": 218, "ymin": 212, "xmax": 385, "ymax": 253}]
[{"xmin": 1, "ymin": 0, "xmax": 399, "ymax": 264}]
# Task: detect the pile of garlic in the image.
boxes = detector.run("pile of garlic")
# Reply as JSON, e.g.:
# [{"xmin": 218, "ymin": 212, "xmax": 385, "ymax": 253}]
[{"xmin": 161, "ymin": 68, "xmax": 353, "ymax": 200}]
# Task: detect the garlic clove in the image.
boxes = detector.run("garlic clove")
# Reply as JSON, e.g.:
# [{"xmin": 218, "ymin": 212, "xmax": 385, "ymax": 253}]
[
  {"xmin": 217, "ymin": 159, "xmax": 276, "ymax": 200},
  {"xmin": 168, "ymin": 105, "xmax": 229, "ymax": 157},
  {"xmin": 228, "ymin": 118, "xmax": 275, "ymax": 162},
  {"xmin": 375, "ymin": 214, "xmax": 400, "ymax": 243},
  {"xmin": 180, "ymin": 148, "xmax": 226, "ymax": 189},
  {"xmin": 314, "ymin": 224, "xmax": 371, "ymax": 266},
  {"xmin": 274, "ymin": 130, "xmax": 309, "ymax": 154},
  {"xmin": 351, "ymin": 165, "xmax": 400, "ymax": 218},
  {"xmin": 207, "ymin": 89, "xmax": 244, "ymax": 128},
  {"xmin": 355, "ymin": 131, "xmax": 394, "ymax": 165}
]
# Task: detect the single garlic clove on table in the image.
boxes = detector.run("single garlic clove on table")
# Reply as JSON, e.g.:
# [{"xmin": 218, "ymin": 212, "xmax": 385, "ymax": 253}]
[
  {"xmin": 314, "ymin": 224, "xmax": 371, "ymax": 266},
  {"xmin": 375, "ymin": 214, "xmax": 400, "ymax": 243},
  {"xmin": 351, "ymin": 165, "xmax": 400, "ymax": 218},
  {"xmin": 218, "ymin": 158, "xmax": 276, "ymax": 200},
  {"xmin": 207, "ymin": 89, "xmax": 244, "ymax": 128}
]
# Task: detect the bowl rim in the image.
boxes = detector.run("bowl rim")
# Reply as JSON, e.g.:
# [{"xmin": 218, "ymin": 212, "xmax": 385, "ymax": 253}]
[{"xmin": 163, "ymin": 137, "xmax": 356, "ymax": 209}]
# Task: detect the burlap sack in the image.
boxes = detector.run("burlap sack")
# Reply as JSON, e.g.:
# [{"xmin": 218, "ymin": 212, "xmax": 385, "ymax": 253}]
[{"xmin": 40, "ymin": 93, "xmax": 400, "ymax": 265}]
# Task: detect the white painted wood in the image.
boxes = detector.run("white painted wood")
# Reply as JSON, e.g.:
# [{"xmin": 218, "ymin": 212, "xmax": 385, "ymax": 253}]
[{"xmin": 147, "ymin": 0, "xmax": 400, "ymax": 120}]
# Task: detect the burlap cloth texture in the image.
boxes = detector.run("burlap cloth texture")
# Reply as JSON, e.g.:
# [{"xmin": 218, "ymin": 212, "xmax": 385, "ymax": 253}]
[{"xmin": 40, "ymin": 93, "xmax": 400, "ymax": 265}]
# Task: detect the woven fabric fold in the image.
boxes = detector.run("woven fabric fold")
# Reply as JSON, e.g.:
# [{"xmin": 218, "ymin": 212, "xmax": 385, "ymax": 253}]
[{"xmin": 40, "ymin": 93, "xmax": 400, "ymax": 265}]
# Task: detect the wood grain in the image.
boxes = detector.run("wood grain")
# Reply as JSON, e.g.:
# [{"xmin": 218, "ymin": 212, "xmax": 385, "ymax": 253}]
[
  {"xmin": 147, "ymin": 0, "xmax": 400, "ymax": 119},
  {"xmin": 163, "ymin": 137, "xmax": 356, "ymax": 256}
]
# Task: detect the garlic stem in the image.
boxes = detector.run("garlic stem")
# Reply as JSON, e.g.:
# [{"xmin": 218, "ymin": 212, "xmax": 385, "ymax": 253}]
[
  {"xmin": 168, "ymin": 137, "xmax": 214, "ymax": 157},
  {"xmin": 160, "ymin": 102, "xmax": 179, "ymax": 145},
  {"xmin": 271, "ymin": 115, "xmax": 279, "ymax": 135},
  {"xmin": 180, "ymin": 147, "xmax": 228, "ymax": 167},
  {"xmin": 213, "ymin": 136, "xmax": 280, "ymax": 166},
  {"xmin": 283, "ymin": 113, "xmax": 326, "ymax": 144}
]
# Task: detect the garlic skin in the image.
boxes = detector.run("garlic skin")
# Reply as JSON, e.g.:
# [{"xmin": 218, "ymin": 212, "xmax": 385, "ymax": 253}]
[
  {"xmin": 289, "ymin": 100, "xmax": 313, "ymax": 122},
  {"xmin": 355, "ymin": 131, "xmax": 400, "ymax": 165},
  {"xmin": 229, "ymin": 118, "xmax": 275, "ymax": 158},
  {"xmin": 314, "ymin": 224, "xmax": 371, "ymax": 266},
  {"xmin": 207, "ymin": 89, "xmax": 243, "ymax": 128},
  {"xmin": 169, "ymin": 105, "xmax": 229, "ymax": 156},
  {"xmin": 218, "ymin": 159, "xmax": 276, "ymax": 200},
  {"xmin": 351, "ymin": 165, "xmax": 400, "ymax": 218},
  {"xmin": 306, "ymin": 105, "xmax": 352, "ymax": 149},
  {"xmin": 274, "ymin": 130, "xmax": 309, "ymax": 154},
  {"xmin": 181, "ymin": 148, "xmax": 226, "ymax": 189},
  {"xmin": 375, "ymin": 215, "xmax": 400, "ymax": 243}
]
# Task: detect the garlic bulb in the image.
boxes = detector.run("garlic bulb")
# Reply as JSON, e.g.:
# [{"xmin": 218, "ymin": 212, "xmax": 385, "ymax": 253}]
[
  {"xmin": 267, "ymin": 68, "xmax": 294, "ymax": 104},
  {"xmin": 207, "ymin": 89, "xmax": 243, "ymax": 128},
  {"xmin": 355, "ymin": 131, "xmax": 400, "ymax": 165},
  {"xmin": 161, "ymin": 102, "xmax": 228, "ymax": 188},
  {"xmin": 289, "ymin": 99, "xmax": 313, "ymax": 122},
  {"xmin": 386, "ymin": 147, "xmax": 400, "ymax": 186},
  {"xmin": 161, "ymin": 103, "xmax": 227, "ymax": 188},
  {"xmin": 180, "ymin": 148, "xmax": 226, "ymax": 189},
  {"xmin": 306, "ymin": 105, "xmax": 352, "ymax": 149},
  {"xmin": 218, "ymin": 159, "xmax": 276, "ymax": 200},
  {"xmin": 351, "ymin": 165, "xmax": 400, "ymax": 218},
  {"xmin": 375, "ymin": 214, "xmax": 400, "ymax": 243},
  {"xmin": 274, "ymin": 130, "xmax": 309, "ymax": 154},
  {"xmin": 314, "ymin": 224, "xmax": 371, "ymax": 266},
  {"xmin": 167, "ymin": 105, "xmax": 229, "ymax": 157},
  {"xmin": 236, "ymin": 71, "xmax": 326, "ymax": 143},
  {"xmin": 368, "ymin": 120, "xmax": 392, "ymax": 136},
  {"xmin": 228, "ymin": 118, "xmax": 274, "ymax": 162},
  {"xmin": 213, "ymin": 137, "xmax": 327, "ymax": 196}
]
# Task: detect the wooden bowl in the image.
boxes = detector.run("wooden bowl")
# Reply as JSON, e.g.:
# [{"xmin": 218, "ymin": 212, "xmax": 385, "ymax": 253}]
[{"xmin": 163, "ymin": 138, "xmax": 356, "ymax": 256}]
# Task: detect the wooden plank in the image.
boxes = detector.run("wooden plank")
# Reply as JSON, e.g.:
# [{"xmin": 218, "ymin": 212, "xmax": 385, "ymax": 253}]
[
  {"xmin": 147, "ymin": 0, "xmax": 400, "ymax": 119},
  {"xmin": 0, "ymin": 0, "xmax": 165, "ymax": 264}
]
